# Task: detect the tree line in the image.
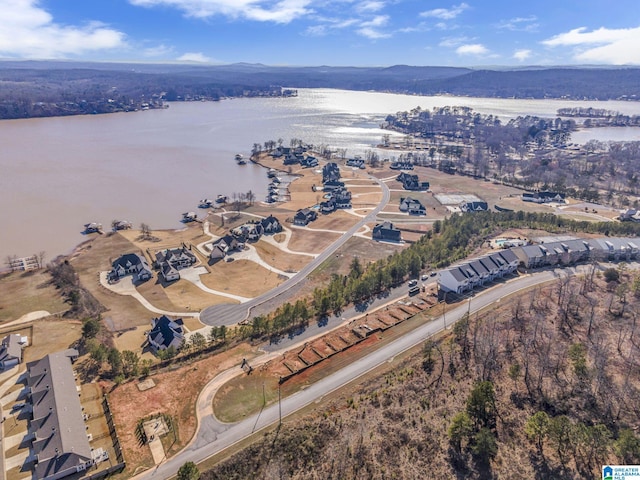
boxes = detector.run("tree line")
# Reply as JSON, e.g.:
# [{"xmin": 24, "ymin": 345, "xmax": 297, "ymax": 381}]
[{"xmin": 240, "ymin": 211, "xmax": 640, "ymax": 341}]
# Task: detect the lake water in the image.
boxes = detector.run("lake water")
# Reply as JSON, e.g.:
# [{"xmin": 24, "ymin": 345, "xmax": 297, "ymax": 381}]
[{"xmin": 2, "ymin": 88, "xmax": 640, "ymax": 261}]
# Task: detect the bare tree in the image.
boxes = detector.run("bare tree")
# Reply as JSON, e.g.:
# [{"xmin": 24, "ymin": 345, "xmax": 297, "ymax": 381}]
[
  {"xmin": 37, "ymin": 251, "xmax": 46, "ymax": 269},
  {"xmin": 140, "ymin": 223, "xmax": 151, "ymax": 240}
]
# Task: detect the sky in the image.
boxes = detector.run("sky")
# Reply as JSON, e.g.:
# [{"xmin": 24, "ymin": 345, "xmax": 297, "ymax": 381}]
[{"xmin": 0, "ymin": 0, "xmax": 639, "ymax": 66}]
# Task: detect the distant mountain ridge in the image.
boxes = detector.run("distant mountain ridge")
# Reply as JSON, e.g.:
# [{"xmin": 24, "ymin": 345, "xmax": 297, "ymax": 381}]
[{"xmin": 0, "ymin": 61, "xmax": 638, "ymax": 119}]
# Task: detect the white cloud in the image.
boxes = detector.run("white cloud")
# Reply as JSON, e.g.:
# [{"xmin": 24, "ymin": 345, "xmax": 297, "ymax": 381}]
[
  {"xmin": 177, "ymin": 52, "xmax": 213, "ymax": 62},
  {"xmin": 0, "ymin": 0, "xmax": 126, "ymax": 58},
  {"xmin": 304, "ymin": 17, "xmax": 358, "ymax": 36},
  {"xmin": 129, "ymin": 0, "xmax": 313, "ymax": 24},
  {"xmin": 357, "ymin": 14, "xmax": 390, "ymax": 38},
  {"xmin": 498, "ymin": 15, "xmax": 538, "ymax": 32},
  {"xmin": 360, "ymin": 15, "xmax": 388, "ymax": 28},
  {"xmin": 143, "ymin": 44, "xmax": 175, "ymax": 57},
  {"xmin": 542, "ymin": 26, "xmax": 640, "ymax": 64},
  {"xmin": 513, "ymin": 49, "xmax": 531, "ymax": 61},
  {"xmin": 420, "ymin": 3, "xmax": 468, "ymax": 20},
  {"xmin": 439, "ymin": 35, "xmax": 470, "ymax": 47},
  {"xmin": 357, "ymin": 27, "xmax": 391, "ymax": 39},
  {"xmin": 356, "ymin": 1, "xmax": 385, "ymax": 13},
  {"xmin": 456, "ymin": 43, "xmax": 489, "ymax": 56}
]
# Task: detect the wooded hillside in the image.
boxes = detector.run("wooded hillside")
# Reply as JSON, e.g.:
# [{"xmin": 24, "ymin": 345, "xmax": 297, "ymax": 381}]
[{"xmin": 203, "ymin": 265, "xmax": 640, "ymax": 479}]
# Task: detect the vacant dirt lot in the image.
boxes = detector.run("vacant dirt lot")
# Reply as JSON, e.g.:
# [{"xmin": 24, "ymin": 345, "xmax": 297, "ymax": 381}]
[
  {"xmin": 108, "ymin": 343, "xmax": 255, "ymax": 477},
  {"xmin": 311, "ymin": 210, "xmax": 359, "ymax": 231},
  {"xmin": 0, "ymin": 270, "xmax": 68, "ymax": 323},
  {"xmin": 288, "ymin": 229, "xmax": 342, "ymax": 254},
  {"xmin": 253, "ymin": 241, "xmax": 312, "ymax": 273},
  {"xmin": 203, "ymin": 259, "xmax": 286, "ymax": 297}
]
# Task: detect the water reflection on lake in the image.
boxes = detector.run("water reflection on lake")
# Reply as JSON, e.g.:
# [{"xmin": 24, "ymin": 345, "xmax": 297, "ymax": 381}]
[{"xmin": 1, "ymin": 88, "xmax": 640, "ymax": 260}]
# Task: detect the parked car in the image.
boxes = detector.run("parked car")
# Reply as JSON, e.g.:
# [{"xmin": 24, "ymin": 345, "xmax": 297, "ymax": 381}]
[{"xmin": 408, "ymin": 279, "xmax": 418, "ymax": 287}]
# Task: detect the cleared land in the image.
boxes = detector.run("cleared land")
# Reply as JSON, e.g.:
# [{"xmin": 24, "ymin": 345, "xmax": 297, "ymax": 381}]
[
  {"xmin": 287, "ymin": 229, "xmax": 342, "ymax": 254},
  {"xmin": 253, "ymin": 240, "xmax": 311, "ymax": 273},
  {"xmin": 202, "ymin": 259, "xmax": 286, "ymax": 297},
  {"xmin": 0, "ymin": 270, "xmax": 68, "ymax": 323},
  {"xmin": 108, "ymin": 342, "xmax": 255, "ymax": 477}
]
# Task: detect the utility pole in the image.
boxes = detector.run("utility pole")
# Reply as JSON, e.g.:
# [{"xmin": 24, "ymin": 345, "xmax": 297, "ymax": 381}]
[
  {"xmin": 278, "ymin": 378, "xmax": 282, "ymax": 426},
  {"xmin": 442, "ymin": 291, "xmax": 447, "ymax": 329}
]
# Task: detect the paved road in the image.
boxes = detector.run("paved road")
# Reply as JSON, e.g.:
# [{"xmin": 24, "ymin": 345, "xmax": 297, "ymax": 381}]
[
  {"xmin": 136, "ymin": 264, "xmax": 595, "ymax": 480},
  {"xmin": 199, "ymin": 177, "xmax": 391, "ymax": 326}
]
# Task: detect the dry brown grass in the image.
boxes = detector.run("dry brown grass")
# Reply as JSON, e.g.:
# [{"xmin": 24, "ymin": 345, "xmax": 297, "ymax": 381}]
[
  {"xmin": 311, "ymin": 210, "xmax": 359, "ymax": 231},
  {"xmin": 70, "ymin": 234, "xmax": 154, "ymax": 330},
  {"xmin": 253, "ymin": 240, "xmax": 312, "ymax": 273},
  {"xmin": 22, "ymin": 318, "xmax": 83, "ymax": 363},
  {"xmin": 0, "ymin": 270, "xmax": 68, "ymax": 323},
  {"xmin": 202, "ymin": 260, "xmax": 285, "ymax": 297},
  {"xmin": 288, "ymin": 229, "xmax": 341, "ymax": 254},
  {"xmin": 112, "ymin": 326, "xmax": 155, "ymax": 359},
  {"xmin": 108, "ymin": 342, "xmax": 255, "ymax": 477},
  {"xmin": 118, "ymin": 223, "xmax": 210, "ymax": 252}
]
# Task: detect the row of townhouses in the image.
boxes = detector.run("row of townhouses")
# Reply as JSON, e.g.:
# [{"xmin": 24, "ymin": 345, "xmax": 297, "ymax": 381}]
[{"xmin": 438, "ymin": 236, "xmax": 640, "ymax": 295}]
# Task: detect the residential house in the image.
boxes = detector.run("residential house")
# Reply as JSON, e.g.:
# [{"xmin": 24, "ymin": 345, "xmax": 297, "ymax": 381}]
[
  {"xmin": 232, "ymin": 222, "xmax": 264, "ymax": 242},
  {"xmin": 589, "ymin": 237, "xmax": 640, "ymax": 262},
  {"xmin": 320, "ymin": 200, "xmax": 336, "ymax": 214},
  {"xmin": 322, "ymin": 180, "xmax": 345, "ymax": 191},
  {"xmin": 459, "ymin": 201, "xmax": 488, "ymax": 213},
  {"xmin": 27, "ymin": 349, "xmax": 100, "ymax": 480},
  {"xmin": 619, "ymin": 209, "xmax": 640, "ymax": 222},
  {"xmin": 0, "ymin": 334, "xmax": 26, "ymax": 369},
  {"xmin": 396, "ymin": 172, "xmax": 429, "ymax": 191},
  {"xmin": 300, "ymin": 156, "xmax": 319, "ymax": 168},
  {"xmin": 437, "ymin": 268, "xmax": 472, "ymax": 295},
  {"xmin": 283, "ymin": 153, "xmax": 303, "ymax": 165},
  {"xmin": 210, "ymin": 235, "xmax": 241, "ymax": 261},
  {"xmin": 522, "ymin": 191, "xmax": 566, "ymax": 203},
  {"xmin": 390, "ymin": 161, "xmax": 414, "ymax": 170},
  {"xmin": 399, "ymin": 197, "xmax": 426, "ymax": 215},
  {"xmin": 513, "ymin": 238, "xmax": 594, "ymax": 269},
  {"xmin": 322, "ymin": 162, "xmax": 341, "ymax": 183},
  {"xmin": 155, "ymin": 246, "xmax": 197, "ymax": 270},
  {"xmin": 438, "ymin": 250, "xmax": 518, "ymax": 295},
  {"xmin": 332, "ymin": 188, "xmax": 352, "ymax": 209},
  {"xmin": 108, "ymin": 253, "xmax": 153, "ymax": 283},
  {"xmin": 372, "ymin": 222, "xmax": 402, "ymax": 242},
  {"xmin": 293, "ymin": 208, "xmax": 318, "ymax": 226},
  {"xmin": 260, "ymin": 215, "xmax": 282, "ymax": 234},
  {"xmin": 346, "ymin": 158, "xmax": 365, "ymax": 168},
  {"xmin": 160, "ymin": 263, "xmax": 180, "ymax": 282},
  {"xmin": 148, "ymin": 316, "xmax": 184, "ymax": 352}
]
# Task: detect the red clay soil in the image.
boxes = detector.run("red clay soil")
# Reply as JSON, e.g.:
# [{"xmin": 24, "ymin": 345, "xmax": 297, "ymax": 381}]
[
  {"xmin": 310, "ymin": 339, "xmax": 335, "ymax": 357},
  {"xmin": 298, "ymin": 345, "xmax": 323, "ymax": 365}
]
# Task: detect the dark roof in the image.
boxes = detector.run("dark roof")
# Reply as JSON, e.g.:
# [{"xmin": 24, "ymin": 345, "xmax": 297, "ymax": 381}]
[
  {"xmin": 498, "ymin": 249, "xmax": 518, "ymax": 264},
  {"xmin": 1, "ymin": 334, "xmax": 23, "ymax": 362},
  {"xmin": 112, "ymin": 252, "xmax": 150, "ymax": 271},
  {"xmin": 27, "ymin": 349, "xmax": 91, "ymax": 478},
  {"xmin": 149, "ymin": 316, "xmax": 184, "ymax": 349}
]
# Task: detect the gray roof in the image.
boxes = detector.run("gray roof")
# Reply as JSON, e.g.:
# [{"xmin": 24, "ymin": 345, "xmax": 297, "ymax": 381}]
[
  {"xmin": 469, "ymin": 259, "xmax": 490, "ymax": 276},
  {"xmin": 0, "ymin": 334, "xmax": 23, "ymax": 362},
  {"xmin": 27, "ymin": 349, "xmax": 91, "ymax": 478},
  {"xmin": 497, "ymin": 249, "xmax": 518, "ymax": 264}
]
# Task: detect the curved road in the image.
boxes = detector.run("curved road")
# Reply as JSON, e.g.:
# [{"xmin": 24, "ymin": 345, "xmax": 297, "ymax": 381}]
[
  {"xmin": 136, "ymin": 263, "xmax": 599, "ymax": 480},
  {"xmin": 199, "ymin": 177, "xmax": 391, "ymax": 326}
]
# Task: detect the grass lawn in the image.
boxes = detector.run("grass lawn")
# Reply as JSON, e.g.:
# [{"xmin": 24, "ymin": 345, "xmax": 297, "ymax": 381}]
[
  {"xmin": 288, "ymin": 229, "xmax": 341, "ymax": 254},
  {"xmin": 253, "ymin": 240, "xmax": 312, "ymax": 273},
  {"xmin": 0, "ymin": 270, "xmax": 68, "ymax": 323},
  {"xmin": 202, "ymin": 260, "xmax": 285, "ymax": 298}
]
